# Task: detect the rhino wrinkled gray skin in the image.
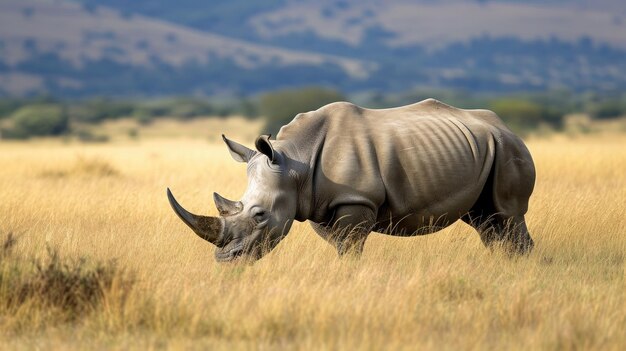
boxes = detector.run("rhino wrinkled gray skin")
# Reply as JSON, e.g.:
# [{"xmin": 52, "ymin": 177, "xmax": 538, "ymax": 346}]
[{"xmin": 167, "ymin": 99, "xmax": 536, "ymax": 262}]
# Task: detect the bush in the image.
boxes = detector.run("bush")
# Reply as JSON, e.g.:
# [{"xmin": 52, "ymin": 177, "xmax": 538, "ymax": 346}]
[
  {"xmin": 39, "ymin": 156, "xmax": 120, "ymax": 178},
  {"xmin": 489, "ymin": 98, "xmax": 562, "ymax": 133},
  {"xmin": 167, "ymin": 98, "xmax": 214, "ymax": 119},
  {"xmin": 588, "ymin": 100, "xmax": 626, "ymax": 119},
  {"xmin": 0, "ymin": 233, "xmax": 134, "ymax": 323},
  {"xmin": 127, "ymin": 128, "xmax": 139, "ymax": 139},
  {"xmin": 3, "ymin": 104, "xmax": 69, "ymax": 139},
  {"xmin": 0, "ymin": 99, "xmax": 23, "ymax": 119},
  {"xmin": 132, "ymin": 107, "xmax": 154, "ymax": 125},
  {"xmin": 134, "ymin": 98, "xmax": 216, "ymax": 120},
  {"xmin": 74, "ymin": 129, "xmax": 110, "ymax": 143},
  {"xmin": 237, "ymin": 98, "xmax": 259, "ymax": 119},
  {"xmin": 259, "ymin": 87, "xmax": 345, "ymax": 134},
  {"xmin": 71, "ymin": 98, "xmax": 135, "ymax": 123}
]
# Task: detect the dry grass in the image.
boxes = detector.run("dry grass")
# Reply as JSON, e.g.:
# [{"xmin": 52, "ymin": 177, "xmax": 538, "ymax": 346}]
[
  {"xmin": 0, "ymin": 133, "xmax": 624, "ymax": 350},
  {"xmin": 39, "ymin": 155, "xmax": 120, "ymax": 178}
]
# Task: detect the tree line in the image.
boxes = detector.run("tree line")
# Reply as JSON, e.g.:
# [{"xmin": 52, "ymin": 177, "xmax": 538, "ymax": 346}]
[{"xmin": 1, "ymin": 88, "xmax": 625, "ymax": 139}]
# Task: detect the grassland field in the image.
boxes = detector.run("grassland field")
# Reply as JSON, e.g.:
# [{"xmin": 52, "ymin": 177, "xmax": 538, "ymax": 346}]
[{"xmin": 0, "ymin": 117, "xmax": 624, "ymax": 350}]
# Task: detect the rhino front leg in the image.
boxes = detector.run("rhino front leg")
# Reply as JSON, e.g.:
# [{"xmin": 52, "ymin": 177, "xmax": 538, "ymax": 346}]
[
  {"xmin": 310, "ymin": 223, "xmax": 369, "ymax": 257},
  {"xmin": 310, "ymin": 205, "xmax": 375, "ymax": 257}
]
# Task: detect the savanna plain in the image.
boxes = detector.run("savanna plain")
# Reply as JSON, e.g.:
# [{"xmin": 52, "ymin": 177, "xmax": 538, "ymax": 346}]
[{"xmin": 0, "ymin": 118, "xmax": 624, "ymax": 350}]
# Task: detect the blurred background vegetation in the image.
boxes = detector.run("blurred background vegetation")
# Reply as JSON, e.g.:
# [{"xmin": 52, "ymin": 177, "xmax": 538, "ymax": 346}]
[
  {"xmin": 1, "ymin": 88, "xmax": 625, "ymax": 140},
  {"xmin": 2, "ymin": 1, "xmax": 626, "ymax": 141}
]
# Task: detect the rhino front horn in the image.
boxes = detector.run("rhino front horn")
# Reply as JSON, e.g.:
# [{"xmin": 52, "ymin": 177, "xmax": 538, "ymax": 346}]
[{"xmin": 167, "ymin": 188, "xmax": 224, "ymax": 245}]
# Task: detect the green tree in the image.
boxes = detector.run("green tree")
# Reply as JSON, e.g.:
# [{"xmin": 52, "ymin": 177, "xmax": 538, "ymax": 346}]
[
  {"xmin": 4, "ymin": 104, "xmax": 69, "ymax": 138},
  {"xmin": 588, "ymin": 100, "xmax": 626, "ymax": 119},
  {"xmin": 489, "ymin": 98, "xmax": 561, "ymax": 133},
  {"xmin": 71, "ymin": 98, "xmax": 135, "ymax": 123},
  {"xmin": 259, "ymin": 87, "xmax": 345, "ymax": 135},
  {"xmin": 0, "ymin": 99, "xmax": 23, "ymax": 119}
]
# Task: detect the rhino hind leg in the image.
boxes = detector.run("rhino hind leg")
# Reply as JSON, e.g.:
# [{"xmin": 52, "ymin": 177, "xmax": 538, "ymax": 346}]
[
  {"xmin": 310, "ymin": 205, "xmax": 375, "ymax": 257},
  {"xmin": 462, "ymin": 213, "xmax": 534, "ymax": 254},
  {"xmin": 467, "ymin": 130, "xmax": 536, "ymax": 255},
  {"xmin": 461, "ymin": 159, "xmax": 534, "ymax": 254}
]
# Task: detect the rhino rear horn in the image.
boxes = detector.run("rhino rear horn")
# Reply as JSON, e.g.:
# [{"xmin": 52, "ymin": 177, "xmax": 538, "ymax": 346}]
[
  {"xmin": 213, "ymin": 192, "xmax": 243, "ymax": 216},
  {"xmin": 167, "ymin": 188, "xmax": 224, "ymax": 245}
]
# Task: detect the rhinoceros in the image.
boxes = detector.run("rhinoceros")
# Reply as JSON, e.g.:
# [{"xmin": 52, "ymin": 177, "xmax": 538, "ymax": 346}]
[{"xmin": 167, "ymin": 98, "xmax": 535, "ymax": 262}]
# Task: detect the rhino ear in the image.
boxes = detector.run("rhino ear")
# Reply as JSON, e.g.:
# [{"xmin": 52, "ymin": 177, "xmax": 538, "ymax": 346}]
[
  {"xmin": 255, "ymin": 134, "xmax": 277, "ymax": 164},
  {"xmin": 222, "ymin": 134, "xmax": 255, "ymax": 163}
]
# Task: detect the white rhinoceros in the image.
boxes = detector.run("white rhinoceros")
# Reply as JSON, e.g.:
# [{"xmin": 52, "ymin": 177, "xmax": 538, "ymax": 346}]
[{"xmin": 167, "ymin": 99, "xmax": 536, "ymax": 262}]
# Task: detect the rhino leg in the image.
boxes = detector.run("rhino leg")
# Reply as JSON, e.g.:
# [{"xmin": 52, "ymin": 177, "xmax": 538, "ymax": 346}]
[
  {"xmin": 462, "ymin": 213, "xmax": 534, "ymax": 255},
  {"xmin": 310, "ymin": 205, "xmax": 375, "ymax": 257}
]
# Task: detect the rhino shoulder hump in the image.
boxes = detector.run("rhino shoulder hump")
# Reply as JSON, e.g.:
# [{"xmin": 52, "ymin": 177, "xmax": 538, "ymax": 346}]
[
  {"xmin": 319, "ymin": 101, "xmax": 361, "ymax": 114},
  {"xmin": 410, "ymin": 98, "xmax": 461, "ymax": 115},
  {"xmin": 420, "ymin": 97, "xmax": 443, "ymax": 105},
  {"xmin": 420, "ymin": 98, "xmax": 456, "ymax": 108},
  {"xmin": 466, "ymin": 108, "xmax": 509, "ymax": 130}
]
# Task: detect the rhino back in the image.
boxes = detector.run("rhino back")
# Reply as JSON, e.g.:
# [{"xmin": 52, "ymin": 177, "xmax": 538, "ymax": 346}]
[{"xmin": 307, "ymin": 99, "xmax": 499, "ymax": 231}]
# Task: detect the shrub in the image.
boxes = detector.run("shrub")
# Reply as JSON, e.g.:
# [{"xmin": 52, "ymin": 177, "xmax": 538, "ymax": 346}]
[
  {"xmin": 39, "ymin": 156, "xmax": 120, "ymax": 178},
  {"xmin": 132, "ymin": 107, "xmax": 154, "ymax": 125},
  {"xmin": 259, "ymin": 87, "xmax": 345, "ymax": 134},
  {"xmin": 17, "ymin": 248, "xmax": 119, "ymax": 318},
  {"xmin": 5, "ymin": 104, "xmax": 69, "ymax": 138},
  {"xmin": 74, "ymin": 129, "xmax": 110, "ymax": 143},
  {"xmin": 127, "ymin": 128, "xmax": 139, "ymax": 139},
  {"xmin": 71, "ymin": 98, "xmax": 135, "ymax": 123},
  {"xmin": 489, "ymin": 98, "xmax": 562, "ymax": 133},
  {"xmin": 0, "ymin": 233, "xmax": 134, "ymax": 323},
  {"xmin": 588, "ymin": 100, "xmax": 626, "ymax": 119},
  {"xmin": 237, "ymin": 98, "xmax": 259, "ymax": 119},
  {"xmin": 136, "ymin": 98, "xmax": 215, "ymax": 120},
  {"xmin": 0, "ymin": 99, "xmax": 22, "ymax": 119},
  {"xmin": 167, "ymin": 98, "xmax": 214, "ymax": 119}
]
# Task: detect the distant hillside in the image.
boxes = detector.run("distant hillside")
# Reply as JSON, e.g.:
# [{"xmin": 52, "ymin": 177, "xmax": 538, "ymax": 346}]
[
  {"xmin": 1, "ymin": 0, "xmax": 626, "ymax": 97},
  {"xmin": 73, "ymin": 0, "xmax": 626, "ymax": 49},
  {"xmin": 0, "ymin": 0, "xmax": 372, "ymax": 96}
]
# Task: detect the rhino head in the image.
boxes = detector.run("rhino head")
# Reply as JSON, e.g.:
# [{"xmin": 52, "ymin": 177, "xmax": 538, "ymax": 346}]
[{"xmin": 167, "ymin": 134, "xmax": 298, "ymax": 262}]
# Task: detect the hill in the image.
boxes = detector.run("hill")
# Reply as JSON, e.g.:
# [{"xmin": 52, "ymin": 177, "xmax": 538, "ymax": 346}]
[
  {"xmin": 0, "ymin": 0, "xmax": 372, "ymax": 97},
  {"xmin": 1, "ymin": 0, "xmax": 626, "ymax": 97}
]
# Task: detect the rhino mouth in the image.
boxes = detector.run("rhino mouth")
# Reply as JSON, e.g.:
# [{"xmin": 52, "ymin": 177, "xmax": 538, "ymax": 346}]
[
  {"xmin": 214, "ymin": 221, "xmax": 269, "ymax": 262},
  {"xmin": 215, "ymin": 242, "xmax": 245, "ymax": 262}
]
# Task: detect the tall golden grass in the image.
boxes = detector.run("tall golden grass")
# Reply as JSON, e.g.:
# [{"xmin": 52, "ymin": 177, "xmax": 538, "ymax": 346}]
[{"xmin": 0, "ymin": 133, "xmax": 624, "ymax": 350}]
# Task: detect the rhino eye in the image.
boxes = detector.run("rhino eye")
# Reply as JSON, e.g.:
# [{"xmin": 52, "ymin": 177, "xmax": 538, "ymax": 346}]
[{"xmin": 253, "ymin": 210, "xmax": 266, "ymax": 220}]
